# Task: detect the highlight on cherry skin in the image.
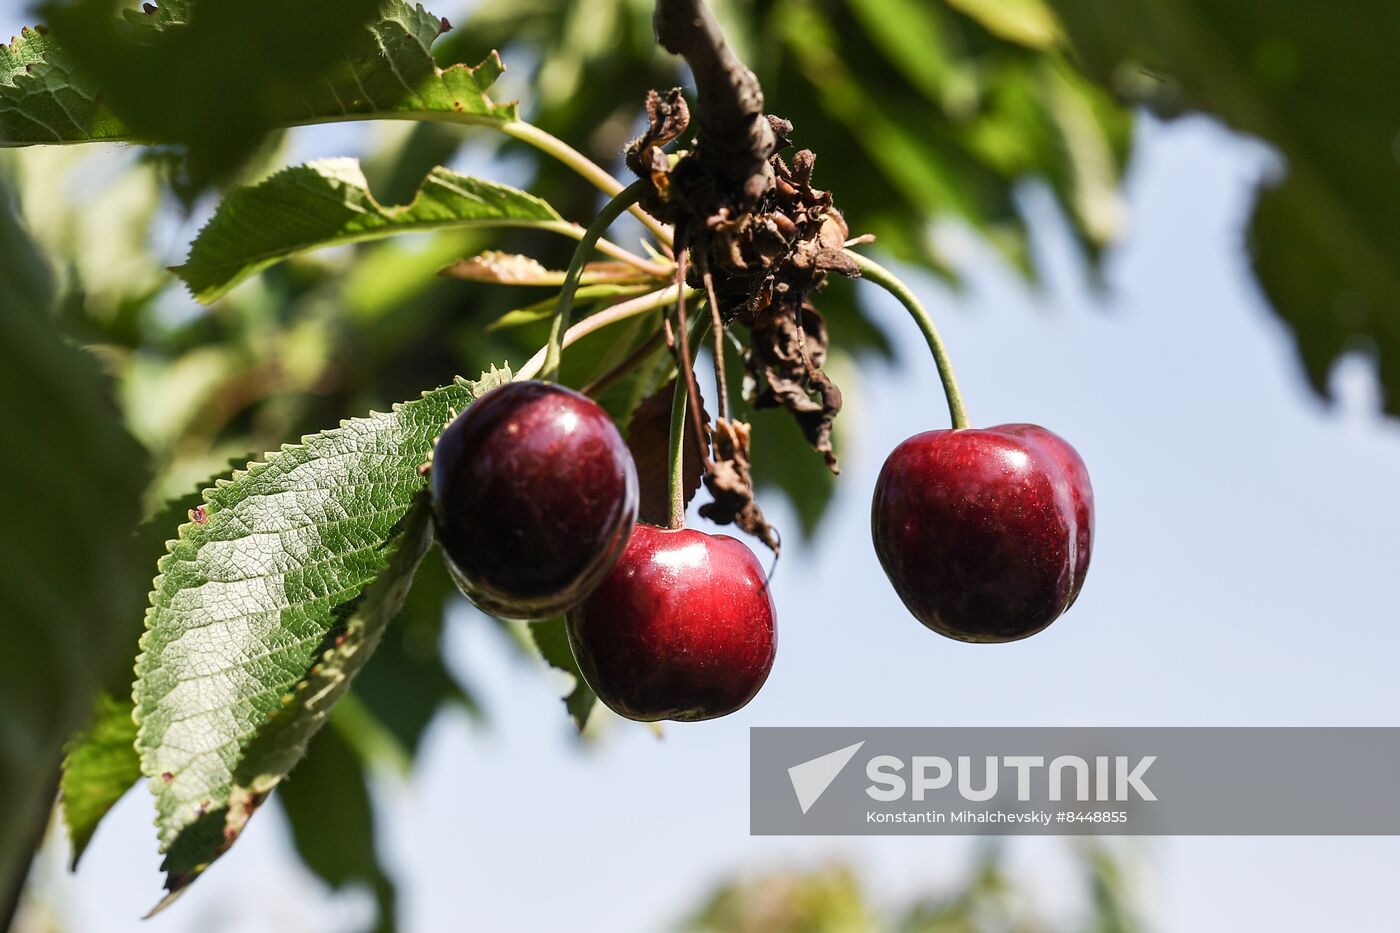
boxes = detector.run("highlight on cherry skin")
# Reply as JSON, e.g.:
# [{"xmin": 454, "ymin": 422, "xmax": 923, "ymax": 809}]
[
  {"xmin": 566, "ymin": 523, "xmax": 777, "ymax": 723},
  {"xmin": 430, "ymin": 380, "xmax": 639, "ymax": 620},
  {"xmin": 871, "ymin": 423, "xmax": 1093, "ymax": 643}
]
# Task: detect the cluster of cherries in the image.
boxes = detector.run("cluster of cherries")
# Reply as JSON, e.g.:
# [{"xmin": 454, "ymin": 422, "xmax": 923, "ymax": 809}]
[{"xmin": 430, "ymin": 378, "xmax": 1093, "ymax": 723}]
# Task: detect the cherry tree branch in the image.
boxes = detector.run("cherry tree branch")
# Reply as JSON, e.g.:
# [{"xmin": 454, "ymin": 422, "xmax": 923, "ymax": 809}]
[{"xmin": 653, "ymin": 0, "xmax": 777, "ymax": 202}]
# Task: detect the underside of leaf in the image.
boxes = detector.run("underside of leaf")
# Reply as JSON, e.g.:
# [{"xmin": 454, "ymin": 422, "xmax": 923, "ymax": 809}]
[{"xmin": 135, "ymin": 366, "xmax": 510, "ymax": 903}]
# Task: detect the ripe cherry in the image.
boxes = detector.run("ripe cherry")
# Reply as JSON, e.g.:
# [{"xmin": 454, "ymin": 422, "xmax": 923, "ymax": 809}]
[
  {"xmin": 431, "ymin": 380, "xmax": 638, "ymax": 620},
  {"xmin": 566, "ymin": 524, "xmax": 776, "ymax": 722},
  {"xmin": 872, "ymin": 424, "xmax": 1093, "ymax": 643}
]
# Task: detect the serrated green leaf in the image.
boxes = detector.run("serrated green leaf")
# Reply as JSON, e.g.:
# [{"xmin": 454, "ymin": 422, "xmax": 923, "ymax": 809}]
[
  {"xmin": 228, "ymin": 503, "xmax": 432, "ymax": 793},
  {"xmin": 59, "ymin": 693, "xmax": 139, "ymax": 868},
  {"xmin": 0, "ymin": 26, "xmax": 120, "ymax": 146},
  {"xmin": 527, "ymin": 618, "xmax": 596, "ymax": 733},
  {"xmin": 174, "ymin": 158, "xmax": 565, "ymax": 303},
  {"xmin": 4, "ymin": 1, "xmax": 516, "ymax": 185},
  {"xmin": 135, "ymin": 365, "xmax": 510, "ymax": 903},
  {"xmin": 298, "ymin": 2, "xmax": 516, "ymax": 125}
]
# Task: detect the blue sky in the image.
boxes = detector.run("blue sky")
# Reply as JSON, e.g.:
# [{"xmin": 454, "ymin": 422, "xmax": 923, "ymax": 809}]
[{"xmin": 8, "ymin": 6, "xmax": 1400, "ymax": 931}]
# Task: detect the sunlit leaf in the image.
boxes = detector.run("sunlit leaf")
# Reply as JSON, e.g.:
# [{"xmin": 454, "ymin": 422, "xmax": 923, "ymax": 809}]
[
  {"xmin": 441, "ymin": 251, "xmax": 648, "ymax": 286},
  {"xmin": 175, "ymin": 160, "xmax": 565, "ymax": 303},
  {"xmin": 135, "ymin": 367, "xmax": 510, "ymax": 903}
]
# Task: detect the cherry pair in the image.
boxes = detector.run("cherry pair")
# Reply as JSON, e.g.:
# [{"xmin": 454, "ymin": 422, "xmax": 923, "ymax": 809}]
[{"xmin": 430, "ymin": 381, "xmax": 773, "ymax": 722}]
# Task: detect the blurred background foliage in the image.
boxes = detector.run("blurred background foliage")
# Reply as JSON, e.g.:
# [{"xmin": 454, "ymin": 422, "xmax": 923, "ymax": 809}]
[
  {"xmin": 682, "ymin": 844, "xmax": 1139, "ymax": 933},
  {"xmin": 2, "ymin": 0, "xmax": 1395, "ymax": 927}
]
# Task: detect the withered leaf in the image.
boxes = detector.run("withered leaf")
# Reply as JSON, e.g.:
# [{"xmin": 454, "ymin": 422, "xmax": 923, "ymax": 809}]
[
  {"xmin": 699, "ymin": 418, "xmax": 780, "ymax": 554},
  {"xmin": 748, "ymin": 301, "xmax": 842, "ymax": 473},
  {"xmin": 440, "ymin": 251, "xmax": 647, "ymax": 286},
  {"xmin": 625, "ymin": 88, "xmax": 691, "ymax": 188}
]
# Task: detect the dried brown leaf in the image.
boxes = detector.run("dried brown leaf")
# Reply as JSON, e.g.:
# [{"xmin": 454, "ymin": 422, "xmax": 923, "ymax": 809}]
[
  {"xmin": 440, "ymin": 251, "xmax": 647, "ymax": 286},
  {"xmin": 699, "ymin": 418, "xmax": 780, "ymax": 554}
]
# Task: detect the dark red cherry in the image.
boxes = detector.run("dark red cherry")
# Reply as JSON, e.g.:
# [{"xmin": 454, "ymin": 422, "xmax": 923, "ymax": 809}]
[
  {"xmin": 566, "ymin": 524, "xmax": 776, "ymax": 722},
  {"xmin": 872, "ymin": 424, "xmax": 1093, "ymax": 643},
  {"xmin": 430, "ymin": 380, "xmax": 638, "ymax": 619}
]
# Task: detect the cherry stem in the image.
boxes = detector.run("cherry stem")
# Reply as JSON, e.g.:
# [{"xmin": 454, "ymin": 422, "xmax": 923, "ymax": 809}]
[
  {"xmin": 665, "ymin": 312, "xmax": 713, "ymax": 529},
  {"xmin": 699, "ymin": 254, "xmax": 730, "ymax": 420},
  {"xmin": 500, "ymin": 121, "xmax": 674, "ymax": 246},
  {"xmin": 666, "ymin": 369, "xmax": 688, "ymax": 529},
  {"xmin": 542, "ymin": 220, "xmax": 670, "ymax": 277},
  {"xmin": 541, "ymin": 180, "xmax": 649, "ymax": 384},
  {"xmin": 671, "ymin": 245, "xmax": 713, "ymax": 473},
  {"xmin": 515, "ymin": 284, "xmax": 697, "ymax": 382},
  {"xmin": 844, "ymin": 249, "xmax": 971, "ymax": 430}
]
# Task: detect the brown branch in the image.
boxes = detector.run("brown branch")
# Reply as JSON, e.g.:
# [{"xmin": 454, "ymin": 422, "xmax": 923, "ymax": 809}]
[{"xmin": 653, "ymin": 0, "xmax": 777, "ymax": 203}]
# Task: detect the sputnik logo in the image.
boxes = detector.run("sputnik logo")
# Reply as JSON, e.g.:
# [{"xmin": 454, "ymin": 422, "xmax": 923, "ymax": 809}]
[{"xmin": 787, "ymin": 741, "xmax": 865, "ymax": 814}]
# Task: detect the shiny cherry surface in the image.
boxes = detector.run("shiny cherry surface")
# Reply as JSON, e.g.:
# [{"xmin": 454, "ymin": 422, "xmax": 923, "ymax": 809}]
[
  {"xmin": 431, "ymin": 380, "xmax": 638, "ymax": 619},
  {"xmin": 566, "ymin": 524, "xmax": 776, "ymax": 722},
  {"xmin": 872, "ymin": 423, "xmax": 1093, "ymax": 643}
]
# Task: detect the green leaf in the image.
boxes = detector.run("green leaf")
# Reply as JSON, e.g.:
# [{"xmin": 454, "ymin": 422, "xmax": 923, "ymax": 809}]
[
  {"xmin": 944, "ymin": 0, "xmax": 1064, "ymax": 49},
  {"xmin": 51, "ymin": 461, "xmax": 252, "ymax": 871},
  {"xmin": 280, "ymin": 725, "xmax": 396, "ymax": 933},
  {"xmin": 58, "ymin": 693, "xmax": 140, "ymax": 868},
  {"xmin": 0, "ymin": 182, "xmax": 150, "ymax": 911},
  {"xmin": 4, "ymin": 1, "xmax": 516, "ymax": 185},
  {"xmin": 487, "ymin": 284, "xmax": 653, "ymax": 331},
  {"xmin": 0, "ymin": 26, "xmax": 120, "ymax": 147},
  {"xmin": 1044, "ymin": 0, "xmax": 1400, "ymax": 412},
  {"xmin": 135, "ymin": 366, "xmax": 510, "ymax": 903},
  {"xmin": 527, "ymin": 618, "xmax": 596, "ymax": 733},
  {"xmin": 175, "ymin": 159, "xmax": 565, "ymax": 303}
]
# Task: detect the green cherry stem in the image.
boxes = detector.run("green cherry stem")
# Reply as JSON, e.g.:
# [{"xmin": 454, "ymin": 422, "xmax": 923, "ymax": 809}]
[
  {"xmin": 664, "ymin": 311, "xmax": 713, "ymax": 529},
  {"xmin": 540, "ymin": 180, "xmax": 650, "ymax": 384},
  {"xmin": 667, "ymin": 367, "xmax": 689, "ymax": 529},
  {"xmin": 500, "ymin": 121, "xmax": 675, "ymax": 247},
  {"xmin": 844, "ymin": 249, "xmax": 971, "ymax": 430},
  {"xmin": 515, "ymin": 283, "xmax": 697, "ymax": 382}
]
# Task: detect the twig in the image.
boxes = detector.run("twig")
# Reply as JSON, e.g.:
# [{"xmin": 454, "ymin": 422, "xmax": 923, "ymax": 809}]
[
  {"xmin": 501, "ymin": 120, "xmax": 675, "ymax": 246},
  {"xmin": 699, "ymin": 252, "xmax": 730, "ymax": 420},
  {"xmin": 540, "ymin": 181, "xmax": 647, "ymax": 383},
  {"xmin": 653, "ymin": 0, "xmax": 777, "ymax": 202},
  {"xmin": 670, "ymin": 241, "xmax": 713, "ymax": 471},
  {"xmin": 515, "ymin": 284, "xmax": 696, "ymax": 382}
]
